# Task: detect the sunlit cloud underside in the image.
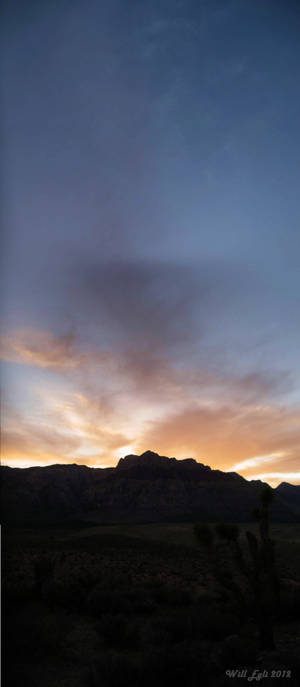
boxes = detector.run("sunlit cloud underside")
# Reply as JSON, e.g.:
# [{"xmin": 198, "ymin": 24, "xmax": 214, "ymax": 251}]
[{"xmin": 1, "ymin": 329, "xmax": 299, "ymax": 486}]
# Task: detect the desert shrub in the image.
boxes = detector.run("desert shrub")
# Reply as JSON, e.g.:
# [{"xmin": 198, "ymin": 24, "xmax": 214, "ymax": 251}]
[
  {"xmin": 165, "ymin": 584, "xmax": 193, "ymax": 606},
  {"xmin": 194, "ymin": 600, "xmax": 240, "ymax": 641},
  {"xmin": 220, "ymin": 633, "xmax": 258, "ymax": 665},
  {"xmin": 141, "ymin": 615, "xmax": 172, "ymax": 647},
  {"xmin": 215, "ymin": 522, "xmax": 240, "ymax": 541},
  {"xmin": 142, "ymin": 602, "xmax": 239, "ymax": 648},
  {"xmin": 150, "ymin": 582, "xmax": 193, "ymax": 607},
  {"xmin": 140, "ymin": 597, "xmax": 238, "ymax": 648},
  {"xmin": 194, "ymin": 523, "xmax": 215, "ymax": 548},
  {"xmin": 91, "ymin": 652, "xmax": 140, "ymax": 687},
  {"xmin": 270, "ymin": 652, "xmax": 300, "ymax": 684},
  {"xmin": 279, "ymin": 581, "xmax": 300, "ymax": 621},
  {"xmin": 85, "ymin": 585, "xmax": 133, "ymax": 617},
  {"xmin": 33, "ymin": 553, "xmax": 55, "ymax": 583},
  {"xmin": 3, "ymin": 554, "xmax": 36, "ymax": 601},
  {"xmin": 37, "ymin": 553, "xmax": 98, "ymax": 610},
  {"xmin": 4, "ymin": 604, "xmax": 63, "ymax": 660},
  {"xmin": 142, "ymin": 643, "xmax": 209, "ymax": 687},
  {"xmin": 63, "ymin": 622, "xmax": 100, "ymax": 660},
  {"xmin": 141, "ymin": 611, "xmax": 193, "ymax": 647},
  {"xmin": 97, "ymin": 613, "xmax": 140, "ymax": 649},
  {"xmin": 129, "ymin": 587, "xmax": 157, "ymax": 614},
  {"xmin": 33, "ymin": 612, "xmax": 63, "ymax": 653},
  {"xmin": 42, "ymin": 577, "xmax": 86, "ymax": 610}
]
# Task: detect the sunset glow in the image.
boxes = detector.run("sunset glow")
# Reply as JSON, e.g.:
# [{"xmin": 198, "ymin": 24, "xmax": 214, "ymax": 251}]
[
  {"xmin": 1, "ymin": 328, "xmax": 299, "ymax": 485},
  {"xmin": 2, "ymin": 0, "xmax": 300, "ymax": 487}
]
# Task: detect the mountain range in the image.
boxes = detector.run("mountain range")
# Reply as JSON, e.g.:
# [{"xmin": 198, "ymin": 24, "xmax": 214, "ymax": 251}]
[{"xmin": 1, "ymin": 450, "xmax": 300, "ymax": 525}]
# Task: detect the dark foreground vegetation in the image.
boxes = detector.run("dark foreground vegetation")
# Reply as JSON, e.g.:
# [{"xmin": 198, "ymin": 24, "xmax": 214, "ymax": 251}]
[{"xmin": 3, "ymin": 516, "xmax": 300, "ymax": 687}]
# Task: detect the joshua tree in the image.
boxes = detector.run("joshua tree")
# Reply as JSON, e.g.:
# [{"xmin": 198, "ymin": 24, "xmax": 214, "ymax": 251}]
[
  {"xmin": 245, "ymin": 485, "xmax": 280, "ymax": 650},
  {"xmin": 194, "ymin": 486, "xmax": 280, "ymax": 650}
]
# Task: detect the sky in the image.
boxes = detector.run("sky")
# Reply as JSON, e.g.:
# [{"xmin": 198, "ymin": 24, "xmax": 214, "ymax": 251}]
[{"xmin": 1, "ymin": 0, "xmax": 300, "ymax": 485}]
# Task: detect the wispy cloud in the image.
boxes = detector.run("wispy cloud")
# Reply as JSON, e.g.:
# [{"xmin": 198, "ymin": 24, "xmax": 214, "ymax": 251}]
[
  {"xmin": 248, "ymin": 473, "xmax": 300, "ymax": 486},
  {"xmin": 229, "ymin": 452, "xmax": 286, "ymax": 472},
  {"xmin": 138, "ymin": 402, "xmax": 300, "ymax": 483},
  {"xmin": 2, "ymin": 390, "xmax": 132, "ymax": 468},
  {"xmin": 1, "ymin": 327, "xmax": 299, "ymax": 484},
  {"xmin": 0, "ymin": 330, "xmax": 83, "ymax": 369}
]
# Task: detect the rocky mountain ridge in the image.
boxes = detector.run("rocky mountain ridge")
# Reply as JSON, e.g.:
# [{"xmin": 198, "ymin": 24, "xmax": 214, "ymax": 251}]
[{"xmin": 1, "ymin": 450, "xmax": 299, "ymax": 524}]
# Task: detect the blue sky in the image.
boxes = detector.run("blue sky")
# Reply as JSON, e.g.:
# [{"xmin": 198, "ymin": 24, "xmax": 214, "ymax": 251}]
[{"xmin": 1, "ymin": 0, "xmax": 300, "ymax": 483}]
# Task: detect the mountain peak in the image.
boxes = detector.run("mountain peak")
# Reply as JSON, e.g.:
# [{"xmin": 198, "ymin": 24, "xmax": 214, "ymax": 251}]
[
  {"xmin": 117, "ymin": 450, "xmax": 172, "ymax": 470},
  {"xmin": 277, "ymin": 481, "xmax": 300, "ymax": 490},
  {"xmin": 140, "ymin": 450, "xmax": 162, "ymax": 460},
  {"xmin": 116, "ymin": 451, "xmax": 211, "ymax": 473},
  {"xmin": 2, "ymin": 454, "xmax": 299, "ymax": 524}
]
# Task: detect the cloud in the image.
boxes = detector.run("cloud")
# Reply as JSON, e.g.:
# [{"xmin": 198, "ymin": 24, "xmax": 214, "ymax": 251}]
[
  {"xmin": 74, "ymin": 260, "xmax": 201, "ymax": 351},
  {"xmin": 0, "ymin": 329, "xmax": 83, "ymax": 369},
  {"xmin": 229, "ymin": 452, "xmax": 286, "ymax": 472},
  {"xmin": 1, "ymin": 325, "xmax": 299, "ymax": 483},
  {"xmin": 2, "ymin": 403, "xmax": 82, "ymax": 466},
  {"xmin": 0, "ymin": 325, "xmax": 292, "ymax": 408},
  {"xmin": 138, "ymin": 401, "xmax": 300, "ymax": 482},
  {"xmin": 247, "ymin": 472, "xmax": 300, "ymax": 487},
  {"xmin": 2, "ymin": 326, "xmax": 291, "ymax": 423},
  {"xmin": 71, "ymin": 258, "xmax": 250, "ymax": 354},
  {"xmin": 1, "ymin": 395, "xmax": 131, "ymax": 468}
]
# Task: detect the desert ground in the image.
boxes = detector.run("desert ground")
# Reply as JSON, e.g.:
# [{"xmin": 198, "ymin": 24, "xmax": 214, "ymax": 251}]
[{"xmin": 3, "ymin": 522, "xmax": 300, "ymax": 687}]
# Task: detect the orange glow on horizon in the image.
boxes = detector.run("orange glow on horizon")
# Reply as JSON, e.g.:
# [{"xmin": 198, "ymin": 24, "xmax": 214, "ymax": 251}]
[
  {"xmin": 1, "ymin": 328, "xmax": 300, "ymax": 488},
  {"xmin": 2, "ymin": 449, "xmax": 300, "ymax": 487}
]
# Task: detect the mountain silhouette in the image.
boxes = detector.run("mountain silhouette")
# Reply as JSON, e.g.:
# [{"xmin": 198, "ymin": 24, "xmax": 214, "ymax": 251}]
[{"xmin": 1, "ymin": 451, "xmax": 299, "ymax": 525}]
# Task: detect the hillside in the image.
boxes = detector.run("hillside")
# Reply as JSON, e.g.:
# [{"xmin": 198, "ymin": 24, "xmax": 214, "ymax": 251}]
[{"xmin": 1, "ymin": 450, "xmax": 299, "ymax": 524}]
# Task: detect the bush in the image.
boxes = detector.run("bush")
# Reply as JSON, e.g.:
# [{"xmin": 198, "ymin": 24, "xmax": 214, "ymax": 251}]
[
  {"xmin": 221, "ymin": 634, "xmax": 258, "ymax": 665},
  {"xmin": 141, "ymin": 611, "xmax": 193, "ymax": 647},
  {"xmin": 63, "ymin": 622, "xmax": 99, "ymax": 660},
  {"xmin": 42, "ymin": 577, "xmax": 86, "ymax": 610},
  {"xmin": 85, "ymin": 585, "xmax": 133, "ymax": 617},
  {"xmin": 152, "ymin": 583, "xmax": 193, "ymax": 607},
  {"xmin": 4, "ymin": 604, "xmax": 63, "ymax": 660},
  {"xmin": 279, "ymin": 581, "xmax": 300, "ymax": 621},
  {"xmin": 193, "ymin": 599, "xmax": 240, "ymax": 641},
  {"xmin": 91, "ymin": 652, "xmax": 140, "ymax": 687},
  {"xmin": 142, "ymin": 643, "xmax": 209, "ymax": 687},
  {"xmin": 3, "ymin": 554, "xmax": 36, "ymax": 601},
  {"xmin": 97, "ymin": 613, "xmax": 140, "ymax": 649},
  {"xmin": 215, "ymin": 522, "xmax": 240, "ymax": 542},
  {"xmin": 194, "ymin": 523, "xmax": 215, "ymax": 548}
]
